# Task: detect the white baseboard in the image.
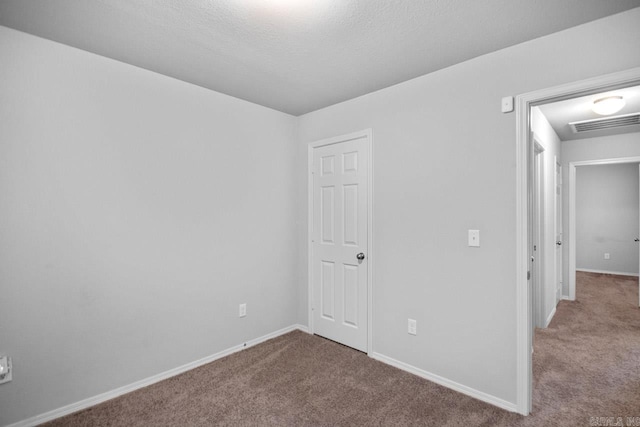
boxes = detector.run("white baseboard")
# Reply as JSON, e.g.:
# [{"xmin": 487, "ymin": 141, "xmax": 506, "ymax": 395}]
[
  {"xmin": 370, "ymin": 352, "xmax": 518, "ymax": 413},
  {"xmin": 545, "ymin": 306, "xmax": 557, "ymax": 328},
  {"xmin": 561, "ymin": 295, "xmax": 571, "ymax": 300},
  {"xmin": 576, "ymin": 268, "xmax": 639, "ymax": 277},
  {"xmin": 7, "ymin": 324, "xmax": 308, "ymax": 427}
]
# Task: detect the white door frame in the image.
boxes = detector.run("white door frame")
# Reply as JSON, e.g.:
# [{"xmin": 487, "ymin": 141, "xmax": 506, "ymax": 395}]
[
  {"xmin": 568, "ymin": 156, "xmax": 640, "ymax": 300},
  {"xmin": 307, "ymin": 128, "xmax": 374, "ymax": 355},
  {"xmin": 515, "ymin": 67, "xmax": 640, "ymax": 415}
]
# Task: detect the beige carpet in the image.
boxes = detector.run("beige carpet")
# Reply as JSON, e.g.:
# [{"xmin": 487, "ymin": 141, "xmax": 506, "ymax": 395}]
[{"xmin": 45, "ymin": 272, "xmax": 639, "ymax": 426}]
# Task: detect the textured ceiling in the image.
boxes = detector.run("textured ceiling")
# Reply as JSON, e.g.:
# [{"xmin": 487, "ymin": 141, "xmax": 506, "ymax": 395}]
[
  {"xmin": 538, "ymin": 85, "xmax": 640, "ymax": 141},
  {"xmin": 1, "ymin": 0, "xmax": 639, "ymax": 115}
]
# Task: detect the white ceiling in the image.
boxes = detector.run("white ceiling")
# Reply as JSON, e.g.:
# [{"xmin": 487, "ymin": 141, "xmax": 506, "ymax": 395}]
[
  {"xmin": 538, "ymin": 85, "xmax": 640, "ymax": 141},
  {"xmin": 1, "ymin": 0, "xmax": 639, "ymax": 115}
]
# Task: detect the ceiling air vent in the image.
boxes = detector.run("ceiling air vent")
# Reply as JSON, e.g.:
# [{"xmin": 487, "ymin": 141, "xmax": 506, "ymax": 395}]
[{"xmin": 569, "ymin": 112, "xmax": 640, "ymax": 133}]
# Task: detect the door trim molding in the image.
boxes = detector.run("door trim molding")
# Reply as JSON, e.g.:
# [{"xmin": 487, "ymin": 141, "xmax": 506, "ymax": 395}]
[
  {"xmin": 307, "ymin": 129, "xmax": 374, "ymax": 355},
  {"xmin": 515, "ymin": 67, "xmax": 640, "ymax": 415},
  {"xmin": 568, "ymin": 156, "xmax": 640, "ymax": 300}
]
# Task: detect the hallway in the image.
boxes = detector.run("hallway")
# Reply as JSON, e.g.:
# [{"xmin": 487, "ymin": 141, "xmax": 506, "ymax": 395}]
[{"xmin": 530, "ymin": 271, "xmax": 640, "ymax": 424}]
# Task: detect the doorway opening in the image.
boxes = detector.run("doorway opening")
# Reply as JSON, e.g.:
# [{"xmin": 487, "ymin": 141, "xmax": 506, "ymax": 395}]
[
  {"xmin": 568, "ymin": 157, "xmax": 640, "ymax": 304},
  {"xmin": 515, "ymin": 67, "xmax": 640, "ymax": 415}
]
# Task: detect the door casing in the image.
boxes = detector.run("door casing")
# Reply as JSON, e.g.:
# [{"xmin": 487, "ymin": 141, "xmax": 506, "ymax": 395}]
[
  {"xmin": 515, "ymin": 66, "xmax": 640, "ymax": 416},
  {"xmin": 307, "ymin": 128, "xmax": 374, "ymax": 355},
  {"xmin": 567, "ymin": 157, "xmax": 640, "ymax": 300}
]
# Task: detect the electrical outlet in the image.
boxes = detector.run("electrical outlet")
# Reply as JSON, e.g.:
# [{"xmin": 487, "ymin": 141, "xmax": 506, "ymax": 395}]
[
  {"xmin": 0, "ymin": 355, "xmax": 12, "ymax": 384},
  {"xmin": 408, "ymin": 319, "xmax": 417, "ymax": 336},
  {"xmin": 604, "ymin": 253, "xmax": 610, "ymax": 260},
  {"xmin": 239, "ymin": 303, "xmax": 247, "ymax": 318}
]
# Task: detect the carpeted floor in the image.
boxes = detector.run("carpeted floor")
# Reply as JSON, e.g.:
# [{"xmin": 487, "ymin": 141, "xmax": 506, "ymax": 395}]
[{"xmin": 45, "ymin": 271, "xmax": 639, "ymax": 426}]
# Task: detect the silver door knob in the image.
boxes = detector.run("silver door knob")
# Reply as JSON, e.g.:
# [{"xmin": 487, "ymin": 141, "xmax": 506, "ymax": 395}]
[
  {"xmin": 556, "ymin": 241, "xmax": 562, "ymax": 246},
  {"xmin": 635, "ymin": 238, "xmax": 639, "ymax": 242},
  {"xmin": 357, "ymin": 253, "xmax": 365, "ymax": 260}
]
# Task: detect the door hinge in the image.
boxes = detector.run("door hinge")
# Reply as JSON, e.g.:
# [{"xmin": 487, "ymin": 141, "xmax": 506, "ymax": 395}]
[{"xmin": 527, "ymin": 271, "xmax": 531, "ymax": 280}]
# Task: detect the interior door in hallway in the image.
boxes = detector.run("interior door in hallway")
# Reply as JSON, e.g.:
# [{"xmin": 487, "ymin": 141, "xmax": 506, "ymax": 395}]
[
  {"xmin": 311, "ymin": 133, "xmax": 369, "ymax": 352},
  {"xmin": 555, "ymin": 159, "xmax": 563, "ymax": 304}
]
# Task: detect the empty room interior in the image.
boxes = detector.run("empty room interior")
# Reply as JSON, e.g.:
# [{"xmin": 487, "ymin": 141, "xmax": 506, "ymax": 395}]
[{"xmin": 1, "ymin": 1, "xmax": 640, "ymax": 426}]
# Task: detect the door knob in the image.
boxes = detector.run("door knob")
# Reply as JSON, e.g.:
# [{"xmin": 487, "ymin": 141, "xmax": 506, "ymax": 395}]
[
  {"xmin": 356, "ymin": 253, "xmax": 365, "ymax": 260},
  {"xmin": 556, "ymin": 241, "xmax": 562, "ymax": 246},
  {"xmin": 635, "ymin": 238, "xmax": 639, "ymax": 242}
]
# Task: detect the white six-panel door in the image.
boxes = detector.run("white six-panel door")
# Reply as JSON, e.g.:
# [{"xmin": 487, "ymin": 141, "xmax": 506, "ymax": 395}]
[{"xmin": 311, "ymin": 133, "xmax": 369, "ymax": 352}]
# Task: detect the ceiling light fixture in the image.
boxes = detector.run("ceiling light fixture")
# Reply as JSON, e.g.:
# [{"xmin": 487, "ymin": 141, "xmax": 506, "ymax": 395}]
[{"xmin": 592, "ymin": 96, "xmax": 625, "ymax": 115}]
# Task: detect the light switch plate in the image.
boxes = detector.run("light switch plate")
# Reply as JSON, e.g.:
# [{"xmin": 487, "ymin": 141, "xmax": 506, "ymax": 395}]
[
  {"xmin": 408, "ymin": 319, "xmax": 417, "ymax": 336},
  {"xmin": 468, "ymin": 230, "xmax": 480, "ymax": 247}
]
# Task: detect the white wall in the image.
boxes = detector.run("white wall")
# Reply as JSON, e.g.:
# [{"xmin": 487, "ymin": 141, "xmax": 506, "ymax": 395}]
[
  {"xmin": 531, "ymin": 107, "xmax": 562, "ymax": 325},
  {"xmin": 296, "ymin": 8, "xmax": 640, "ymax": 406},
  {"xmin": 576, "ymin": 163, "xmax": 639, "ymax": 275},
  {"xmin": 561, "ymin": 132, "xmax": 640, "ymax": 293},
  {"xmin": 0, "ymin": 27, "xmax": 298, "ymax": 426}
]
